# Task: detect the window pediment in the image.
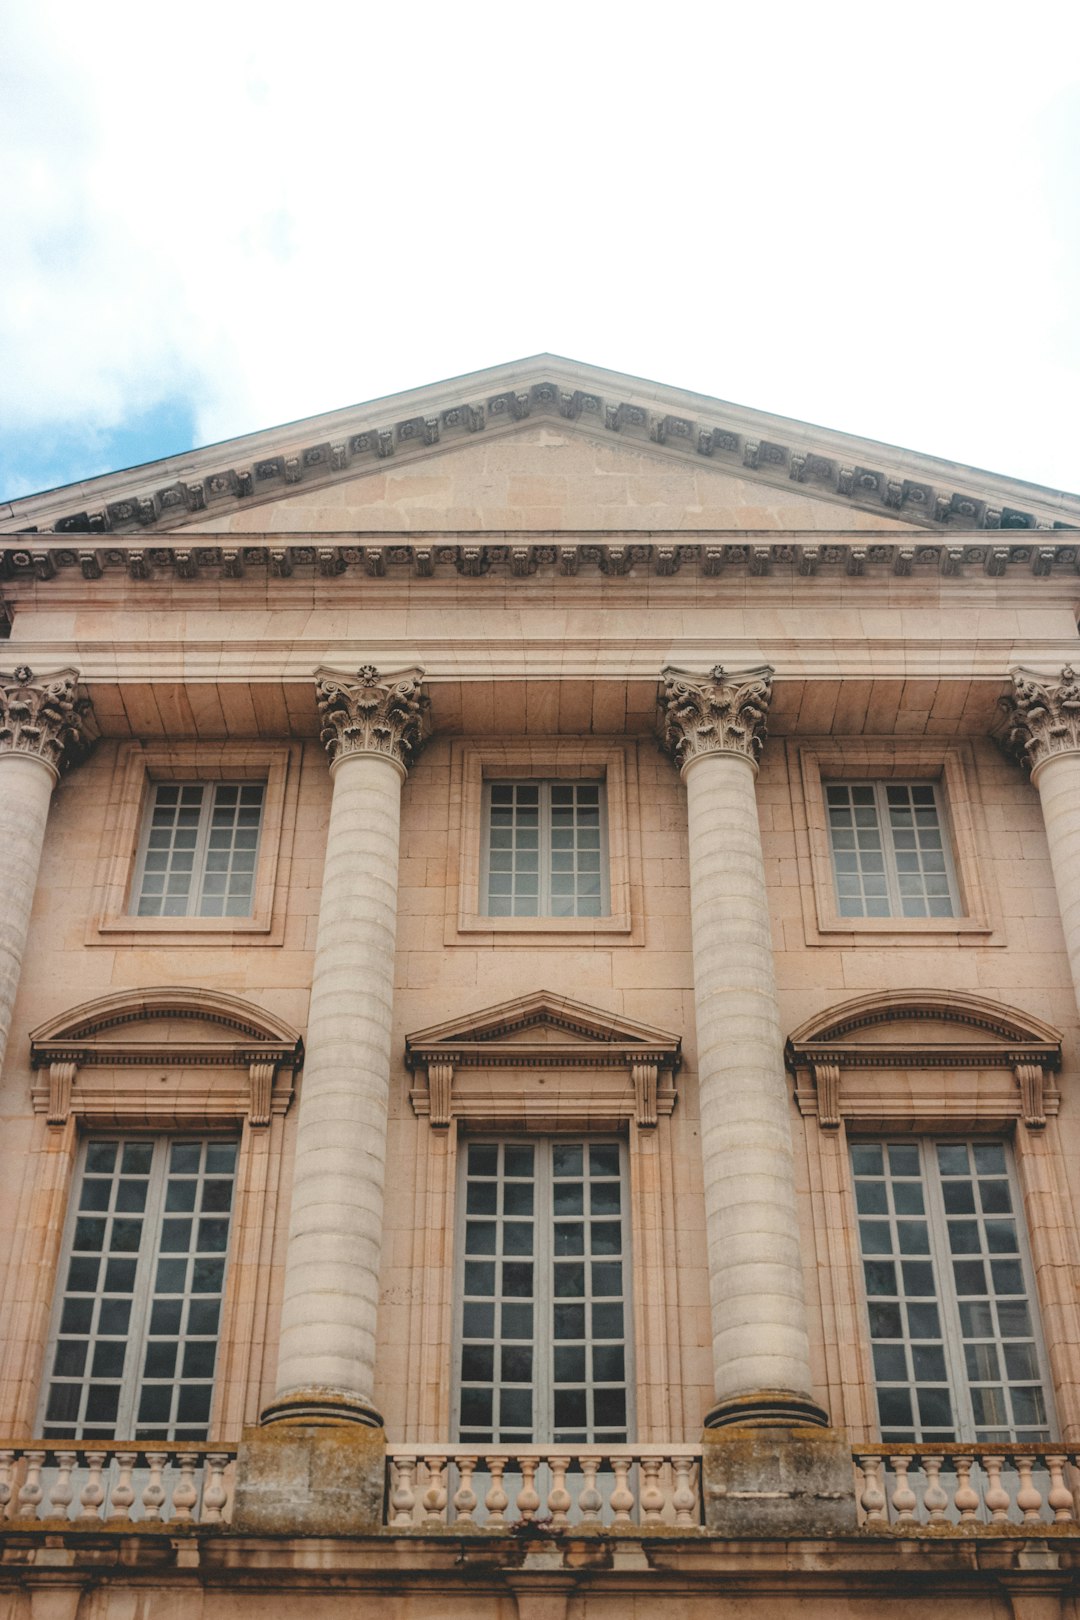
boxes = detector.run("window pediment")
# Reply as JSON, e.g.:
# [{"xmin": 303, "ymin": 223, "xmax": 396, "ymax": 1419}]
[
  {"xmin": 29, "ymin": 987, "xmax": 303, "ymax": 1127},
  {"xmin": 786, "ymin": 991, "xmax": 1062, "ymax": 1131},
  {"xmin": 405, "ymin": 991, "xmax": 680, "ymax": 1130}
]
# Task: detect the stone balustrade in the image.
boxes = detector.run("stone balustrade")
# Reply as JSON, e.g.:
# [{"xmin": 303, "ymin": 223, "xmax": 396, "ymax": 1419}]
[
  {"xmin": 0, "ymin": 1444, "xmax": 235, "ymax": 1525},
  {"xmin": 386, "ymin": 1444, "xmax": 703, "ymax": 1529},
  {"xmin": 855, "ymin": 1444, "xmax": 1080, "ymax": 1528}
]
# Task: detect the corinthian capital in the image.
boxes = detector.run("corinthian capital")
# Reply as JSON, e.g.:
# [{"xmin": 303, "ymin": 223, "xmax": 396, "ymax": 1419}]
[
  {"xmin": 1000, "ymin": 666, "xmax": 1080, "ymax": 774},
  {"xmin": 0, "ymin": 666, "xmax": 93, "ymax": 775},
  {"xmin": 658, "ymin": 664, "xmax": 774, "ymax": 770},
  {"xmin": 315, "ymin": 665, "xmax": 430, "ymax": 771}
]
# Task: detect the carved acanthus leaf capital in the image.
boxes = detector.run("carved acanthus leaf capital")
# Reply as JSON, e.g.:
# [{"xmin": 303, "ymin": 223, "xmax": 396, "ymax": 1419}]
[
  {"xmin": 657, "ymin": 664, "xmax": 774, "ymax": 770},
  {"xmin": 315, "ymin": 665, "xmax": 430, "ymax": 771},
  {"xmin": 999, "ymin": 666, "xmax": 1080, "ymax": 774},
  {"xmin": 0, "ymin": 667, "xmax": 93, "ymax": 775}
]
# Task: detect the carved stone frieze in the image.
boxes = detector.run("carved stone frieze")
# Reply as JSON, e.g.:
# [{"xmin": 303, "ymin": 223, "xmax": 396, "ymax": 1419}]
[
  {"xmin": 658, "ymin": 664, "xmax": 774, "ymax": 770},
  {"xmin": 0, "ymin": 667, "xmax": 93, "ymax": 775},
  {"xmin": 315, "ymin": 665, "xmax": 430, "ymax": 772},
  {"xmin": 999, "ymin": 666, "xmax": 1080, "ymax": 773}
]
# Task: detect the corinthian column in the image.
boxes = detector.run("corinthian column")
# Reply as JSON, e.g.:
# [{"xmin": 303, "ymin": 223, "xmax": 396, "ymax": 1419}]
[
  {"xmin": 659, "ymin": 665, "xmax": 826, "ymax": 1429},
  {"xmin": 265, "ymin": 665, "xmax": 430, "ymax": 1427},
  {"xmin": 0, "ymin": 667, "xmax": 91, "ymax": 1078},
  {"xmin": 1001, "ymin": 666, "xmax": 1080, "ymax": 1020}
]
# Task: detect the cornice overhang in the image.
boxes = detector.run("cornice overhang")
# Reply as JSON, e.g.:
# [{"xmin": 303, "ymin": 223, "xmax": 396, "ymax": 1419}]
[
  {"xmin": 4, "ymin": 535, "xmax": 1080, "ymax": 586},
  {"xmin": 3, "ymin": 356, "xmax": 1077, "ymax": 540},
  {"xmin": 29, "ymin": 985, "xmax": 304, "ymax": 1070}
]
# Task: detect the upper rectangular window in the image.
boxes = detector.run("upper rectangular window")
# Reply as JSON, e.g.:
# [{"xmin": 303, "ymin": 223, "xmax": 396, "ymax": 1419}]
[
  {"xmin": 455, "ymin": 1139, "xmax": 631, "ymax": 1445},
  {"xmin": 41, "ymin": 1136, "xmax": 237, "ymax": 1441},
  {"xmin": 132, "ymin": 783, "xmax": 264, "ymax": 918},
  {"xmin": 852, "ymin": 1138, "xmax": 1052, "ymax": 1444},
  {"xmin": 482, "ymin": 781, "xmax": 609, "ymax": 918},
  {"xmin": 825, "ymin": 782, "xmax": 959, "ymax": 919}
]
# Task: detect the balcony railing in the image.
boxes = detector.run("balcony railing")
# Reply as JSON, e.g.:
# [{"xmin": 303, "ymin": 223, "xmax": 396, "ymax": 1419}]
[
  {"xmin": 0, "ymin": 1444, "xmax": 235, "ymax": 1525},
  {"xmin": 855, "ymin": 1444, "xmax": 1080, "ymax": 1528},
  {"xmin": 3, "ymin": 1439, "xmax": 1080, "ymax": 1535},
  {"xmin": 386, "ymin": 1444, "xmax": 704, "ymax": 1529}
]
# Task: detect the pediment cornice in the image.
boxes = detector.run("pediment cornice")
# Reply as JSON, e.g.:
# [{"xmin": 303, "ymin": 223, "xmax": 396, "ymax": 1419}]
[
  {"xmin": 3, "ymin": 356, "xmax": 1076, "ymax": 540},
  {"xmin": 405, "ymin": 990, "xmax": 682, "ymax": 1071}
]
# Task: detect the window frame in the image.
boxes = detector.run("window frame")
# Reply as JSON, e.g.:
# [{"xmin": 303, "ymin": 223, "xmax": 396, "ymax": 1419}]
[
  {"xmin": 37, "ymin": 1132, "xmax": 240, "ymax": 1443},
  {"xmin": 130, "ymin": 781, "xmax": 265, "ymax": 920},
  {"xmin": 447, "ymin": 740, "xmax": 642, "ymax": 944},
  {"xmin": 790, "ymin": 739, "xmax": 999, "ymax": 945},
  {"xmin": 480, "ymin": 779, "xmax": 611, "ymax": 920},
  {"xmin": 87, "ymin": 741, "xmax": 301, "ymax": 946},
  {"xmin": 850, "ymin": 1135, "xmax": 1056, "ymax": 1445},
  {"xmin": 824, "ymin": 779, "xmax": 962, "ymax": 921},
  {"xmin": 451, "ymin": 1135, "xmax": 635, "ymax": 1446}
]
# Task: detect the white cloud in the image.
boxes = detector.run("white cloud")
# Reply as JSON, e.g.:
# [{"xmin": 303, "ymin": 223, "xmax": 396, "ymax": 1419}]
[{"xmin": 3, "ymin": 0, "xmax": 1079, "ymax": 490}]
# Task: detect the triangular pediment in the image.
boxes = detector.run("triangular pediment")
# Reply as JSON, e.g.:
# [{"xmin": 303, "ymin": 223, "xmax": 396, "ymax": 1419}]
[
  {"xmin": 5, "ymin": 355, "xmax": 1076, "ymax": 542},
  {"xmin": 405, "ymin": 990, "xmax": 681, "ymax": 1070}
]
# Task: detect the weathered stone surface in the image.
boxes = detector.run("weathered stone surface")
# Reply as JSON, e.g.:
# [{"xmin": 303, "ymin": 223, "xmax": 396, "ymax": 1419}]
[
  {"xmin": 231, "ymin": 1425, "xmax": 386, "ymax": 1535},
  {"xmin": 701, "ymin": 1425, "xmax": 857, "ymax": 1537}
]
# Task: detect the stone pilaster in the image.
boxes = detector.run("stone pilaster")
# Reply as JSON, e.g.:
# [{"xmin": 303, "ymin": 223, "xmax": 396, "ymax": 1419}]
[
  {"xmin": 265, "ymin": 666, "xmax": 429, "ymax": 1429},
  {"xmin": 0, "ymin": 668, "xmax": 91, "ymax": 1079},
  {"xmin": 1001, "ymin": 666, "xmax": 1080, "ymax": 1025},
  {"xmin": 659, "ymin": 665, "xmax": 825, "ymax": 1429}
]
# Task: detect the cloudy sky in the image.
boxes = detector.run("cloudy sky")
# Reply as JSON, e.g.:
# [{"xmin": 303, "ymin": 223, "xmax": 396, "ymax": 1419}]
[{"xmin": 3, "ymin": 1, "xmax": 1078, "ymax": 502}]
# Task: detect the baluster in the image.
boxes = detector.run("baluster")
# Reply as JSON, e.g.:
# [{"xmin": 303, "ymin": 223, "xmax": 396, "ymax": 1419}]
[
  {"xmin": 453, "ymin": 1456, "xmax": 478, "ymax": 1525},
  {"xmin": 577, "ymin": 1456, "xmax": 603, "ymax": 1525},
  {"xmin": 49, "ymin": 1451, "xmax": 77, "ymax": 1520},
  {"xmin": 0, "ymin": 1450, "xmax": 15, "ymax": 1519},
  {"xmin": 609, "ymin": 1455, "xmax": 635, "ymax": 1525},
  {"xmin": 1014, "ymin": 1455, "xmax": 1043, "ymax": 1524},
  {"xmin": 421, "ymin": 1455, "xmax": 448, "ymax": 1527},
  {"xmin": 639, "ymin": 1457, "xmax": 665, "ymax": 1526},
  {"xmin": 142, "ymin": 1453, "xmax": 168, "ymax": 1521},
  {"xmin": 671, "ymin": 1456, "xmax": 698, "ymax": 1528},
  {"xmin": 483, "ymin": 1457, "xmax": 509, "ymax": 1529},
  {"xmin": 856, "ymin": 1456, "xmax": 888, "ymax": 1525},
  {"xmin": 17, "ymin": 1450, "xmax": 45, "ymax": 1520},
  {"xmin": 1044, "ymin": 1455, "xmax": 1075, "ymax": 1525},
  {"xmin": 953, "ymin": 1456, "xmax": 979, "ymax": 1524},
  {"xmin": 982, "ymin": 1455, "xmax": 1010, "ymax": 1524},
  {"xmin": 389, "ymin": 1456, "xmax": 418, "ymax": 1527},
  {"xmin": 202, "ymin": 1454, "xmax": 229, "ymax": 1525},
  {"xmin": 889, "ymin": 1456, "xmax": 917, "ymax": 1524},
  {"xmin": 516, "ymin": 1456, "xmax": 540, "ymax": 1523},
  {"xmin": 921, "ymin": 1455, "xmax": 947, "ymax": 1524},
  {"xmin": 78, "ymin": 1451, "xmax": 107, "ymax": 1521},
  {"xmin": 546, "ymin": 1456, "xmax": 571, "ymax": 1528},
  {"xmin": 171, "ymin": 1452, "xmax": 199, "ymax": 1523},
  {"xmin": 108, "ymin": 1451, "xmax": 137, "ymax": 1522}
]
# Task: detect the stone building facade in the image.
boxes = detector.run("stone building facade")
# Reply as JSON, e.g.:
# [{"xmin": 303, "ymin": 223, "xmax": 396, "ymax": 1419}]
[{"xmin": 1, "ymin": 356, "xmax": 1080, "ymax": 1617}]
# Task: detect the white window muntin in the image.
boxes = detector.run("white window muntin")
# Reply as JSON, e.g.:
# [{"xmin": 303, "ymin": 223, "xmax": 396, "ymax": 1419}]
[
  {"xmin": 825, "ymin": 781, "xmax": 960, "ymax": 919},
  {"xmin": 131, "ymin": 782, "xmax": 264, "ymax": 918},
  {"xmin": 452, "ymin": 1138, "xmax": 634, "ymax": 1444},
  {"xmin": 481, "ymin": 780, "xmax": 610, "ymax": 919},
  {"xmin": 39, "ymin": 1135, "xmax": 237, "ymax": 1442},
  {"xmin": 852, "ymin": 1138, "xmax": 1054, "ymax": 1443}
]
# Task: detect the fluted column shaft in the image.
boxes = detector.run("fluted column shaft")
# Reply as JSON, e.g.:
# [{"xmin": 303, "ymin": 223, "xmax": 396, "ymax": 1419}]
[
  {"xmin": 660, "ymin": 666, "xmax": 825, "ymax": 1429},
  {"xmin": 0, "ymin": 668, "xmax": 89, "ymax": 1080},
  {"xmin": 268, "ymin": 667, "xmax": 428, "ymax": 1427}
]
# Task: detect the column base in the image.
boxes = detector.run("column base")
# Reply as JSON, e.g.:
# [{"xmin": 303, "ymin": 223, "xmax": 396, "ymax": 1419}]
[
  {"xmin": 701, "ymin": 1424, "xmax": 857, "ymax": 1537},
  {"xmin": 232, "ymin": 1422, "xmax": 387, "ymax": 1535},
  {"xmin": 260, "ymin": 1386, "xmax": 384, "ymax": 1428},
  {"xmin": 704, "ymin": 1390, "xmax": 830, "ymax": 1429}
]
